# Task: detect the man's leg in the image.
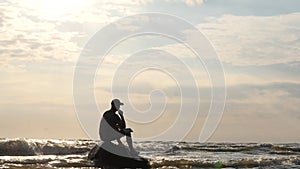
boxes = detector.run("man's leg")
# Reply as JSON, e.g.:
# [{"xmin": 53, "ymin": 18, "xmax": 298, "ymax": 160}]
[
  {"xmin": 117, "ymin": 138, "xmax": 123, "ymax": 145},
  {"xmin": 125, "ymin": 132, "xmax": 134, "ymax": 150},
  {"xmin": 125, "ymin": 132, "xmax": 139, "ymax": 155}
]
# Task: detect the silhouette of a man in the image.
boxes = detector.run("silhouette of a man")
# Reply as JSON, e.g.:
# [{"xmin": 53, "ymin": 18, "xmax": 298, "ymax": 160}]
[{"xmin": 99, "ymin": 99, "xmax": 138, "ymax": 155}]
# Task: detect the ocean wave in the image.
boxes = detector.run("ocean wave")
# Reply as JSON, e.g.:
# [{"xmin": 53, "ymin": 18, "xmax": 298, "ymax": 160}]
[
  {"xmin": 164, "ymin": 142, "xmax": 300, "ymax": 155},
  {"xmin": 151, "ymin": 157, "xmax": 299, "ymax": 168},
  {"xmin": 0, "ymin": 139, "xmax": 299, "ymax": 168},
  {"xmin": 1, "ymin": 139, "xmax": 299, "ymax": 157},
  {"xmin": 0, "ymin": 139, "xmax": 92, "ymax": 156}
]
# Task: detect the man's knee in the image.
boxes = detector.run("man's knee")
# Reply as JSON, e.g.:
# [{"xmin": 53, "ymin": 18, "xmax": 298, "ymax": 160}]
[{"xmin": 124, "ymin": 132, "xmax": 131, "ymax": 137}]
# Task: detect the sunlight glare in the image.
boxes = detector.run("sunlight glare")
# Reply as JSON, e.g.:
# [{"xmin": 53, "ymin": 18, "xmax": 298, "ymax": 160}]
[
  {"xmin": 40, "ymin": 0, "xmax": 87, "ymax": 9},
  {"xmin": 23, "ymin": 0, "xmax": 92, "ymax": 20}
]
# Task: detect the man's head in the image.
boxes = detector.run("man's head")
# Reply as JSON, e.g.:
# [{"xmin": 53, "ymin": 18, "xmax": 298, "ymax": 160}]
[{"xmin": 111, "ymin": 99, "xmax": 124, "ymax": 110}]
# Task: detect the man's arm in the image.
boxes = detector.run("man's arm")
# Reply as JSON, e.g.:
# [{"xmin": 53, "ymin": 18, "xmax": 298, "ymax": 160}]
[
  {"xmin": 104, "ymin": 113, "xmax": 120, "ymax": 130},
  {"xmin": 123, "ymin": 128, "xmax": 133, "ymax": 132}
]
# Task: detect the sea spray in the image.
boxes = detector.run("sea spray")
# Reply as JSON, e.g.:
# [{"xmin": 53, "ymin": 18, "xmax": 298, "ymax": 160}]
[{"xmin": 0, "ymin": 138, "xmax": 299, "ymax": 168}]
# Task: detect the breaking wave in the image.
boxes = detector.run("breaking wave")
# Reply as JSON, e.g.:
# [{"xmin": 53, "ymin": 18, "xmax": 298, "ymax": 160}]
[
  {"xmin": 164, "ymin": 142, "xmax": 300, "ymax": 155},
  {"xmin": 0, "ymin": 138, "xmax": 92, "ymax": 156},
  {"xmin": 0, "ymin": 139, "xmax": 299, "ymax": 168},
  {"xmin": 151, "ymin": 157, "xmax": 299, "ymax": 168}
]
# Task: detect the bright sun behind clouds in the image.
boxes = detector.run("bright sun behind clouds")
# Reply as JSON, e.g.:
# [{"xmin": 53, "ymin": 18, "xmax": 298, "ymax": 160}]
[{"xmin": 18, "ymin": 0, "xmax": 92, "ymax": 20}]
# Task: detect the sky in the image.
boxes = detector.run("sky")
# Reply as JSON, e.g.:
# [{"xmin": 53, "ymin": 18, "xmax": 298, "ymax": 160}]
[{"xmin": 0, "ymin": 0, "xmax": 300, "ymax": 142}]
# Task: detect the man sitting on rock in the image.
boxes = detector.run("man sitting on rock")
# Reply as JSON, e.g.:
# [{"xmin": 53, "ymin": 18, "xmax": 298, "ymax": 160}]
[{"xmin": 99, "ymin": 99, "xmax": 139, "ymax": 156}]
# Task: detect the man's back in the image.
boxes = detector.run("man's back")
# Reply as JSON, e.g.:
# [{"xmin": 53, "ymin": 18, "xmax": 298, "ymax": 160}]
[{"xmin": 99, "ymin": 109, "xmax": 125, "ymax": 141}]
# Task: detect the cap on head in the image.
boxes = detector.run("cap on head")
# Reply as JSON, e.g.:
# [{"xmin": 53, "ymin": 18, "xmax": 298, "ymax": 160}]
[{"xmin": 111, "ymin": 99, "xmax": 124, "ymax": 107}]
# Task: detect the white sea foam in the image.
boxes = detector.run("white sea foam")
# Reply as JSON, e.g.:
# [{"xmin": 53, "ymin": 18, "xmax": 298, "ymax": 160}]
[{"xmin": 0, "ymin": 138, "xmax": 299, "ymax": 168}]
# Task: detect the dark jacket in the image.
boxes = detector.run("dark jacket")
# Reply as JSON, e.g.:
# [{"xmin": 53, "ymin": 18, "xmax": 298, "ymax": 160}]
[{"xmin": 99, "ymin": 109, "xmax": 126, "ymax": 141}]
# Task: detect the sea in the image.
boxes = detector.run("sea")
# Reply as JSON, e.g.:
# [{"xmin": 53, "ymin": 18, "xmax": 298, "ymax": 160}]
[{"xmin": 0, "ymin": 138, "xmax": 299, "ymax": 168}]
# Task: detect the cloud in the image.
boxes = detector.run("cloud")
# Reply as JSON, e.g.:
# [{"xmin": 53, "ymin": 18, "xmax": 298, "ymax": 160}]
[
  {"xmin": 136, "ymin": 0, "xmax": 205, "ymax": 6},
  {"xmin": 0, "ymin": 0, "xmax": 144, "ymax": 72},
  {"xmin": 223, "ymin": 61, "xmax": 300, "ymax": 86},
  {"xmin": 225, "ymin": 82, "xmax": 300, "ymax": 118},
  {"xmin": 203, "ymin": 0, "xmax": 300, "ymax": 16},
  {"xmin": 183, "ymin": 0, "xmax": 205, "ymax": 6},
  {"xmin": 0, "ymin": 2, "xmax": 82, "ymax": 65},
  {"xmin": 1, "ymin": 0, "xmax": 300, "ymax": 141},
  {"xmin": 198, "ymin": 13, "xmax": 300, "ymax": 66}
]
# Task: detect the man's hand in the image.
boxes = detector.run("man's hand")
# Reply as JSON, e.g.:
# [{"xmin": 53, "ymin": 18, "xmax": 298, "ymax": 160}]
[{"xmin": 122, "ymin": 128, "xmax": 133, "ymax": 134}]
